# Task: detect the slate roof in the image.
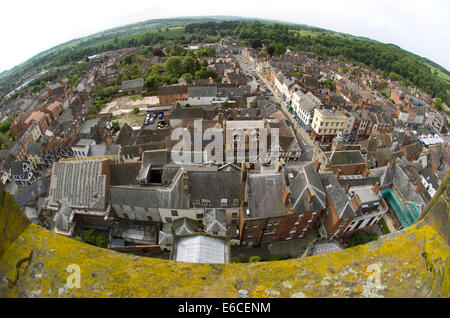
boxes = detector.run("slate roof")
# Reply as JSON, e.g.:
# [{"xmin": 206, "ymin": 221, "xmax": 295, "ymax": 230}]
[
  {"xmin": 0, "ymin": 149, "xmax": 10, "ymax": 159},
  {"xmin": 420, "ymin": 167, "xmax": 439, "ymax": 190},
  {"xmin": 79, "ymin": 118, "xmax": 101, "ymax": 135},
  {"xmin": 121, "ymin": 78, "xmax": 144, "ymax": 91},
  {"xmin": 54, "ymin": 202, "xmax": 73, "ymax": 232},
  {"xmin": 324, "ymin": 150, "xmax": 366, "ymax": 166},
  {"xmin": 89, "ymin": 144, "xmax": 121, "ymax": 157},
  {"xmin": 170, "ymin": 107, "xmax": 205, "ymax": 120},
  {"xmin": 338, "ymin": 175, "xmax": 380, "ymax": 188},
  {"xmin": 286, "ymin": 162, "xmax": 326, "ymax": 214},
  {"xmin": 187, "ymin": 167, "xmax": 241, "ymax": 208},
  {"xmin": 375, "ymin": 148, "xmax": 392, "ymax": 162},
  {"xmin": 247, "ymin": 169, "xmax": 288, "ymax": 219},
  {"xmin": 116, "ymin": 124, "xmax": 135, "ymax": 146},
  {"xmin": 320, "ymin": 172, "xmax": 356, "ymax": 219},
  {"xmin": 48, "ymin": 160, "xmax": 108, "ymax": 210},
  {"xmin": 107, "ymin": 167, "xmax": 187, "ymax": 211},
  {"xmin": 142, "ymin": 149, "xmax": 168, "ymax": 167},
  {"xmin": 158, "ymin": 85, "xmax": 188, "ymax": 96},
  {"xmin": 173, "ymin": 217, "xmax": 202, "ymax": 236},
  {"xmin": 109, "ymin": 163, "xmax": 141, "ymax": 186},
  {"xmin": 204, "ymin": 208, "xmax": 227, "ymax": 234},
  {"xmin": 158, "ymin": 223, "xmax": 173, "ymax": 246},
  {"xmin": 9, "ymin": 161, "xmax": 26, "ymax": 177},
  {"xmin": 110, "ymin": 219, "xmax": 157, "ymax": 245},
  {"xmin": 12, "ymin": 177, "xmax": 50, "ymax": 207},
  {"xmin": 392, "ymin": 164, "xmax": 426, "ymax": 208},
  {"xmin": 188, "ymin": 86, "xmax": 217, "ymax": 97},
  {"xmin": 121, "ymin": 141, "xmax": 168, "ymax": 158},
  {"xmin": 404, "ymin": 142, "xmax": 423, "ymax": 156}
]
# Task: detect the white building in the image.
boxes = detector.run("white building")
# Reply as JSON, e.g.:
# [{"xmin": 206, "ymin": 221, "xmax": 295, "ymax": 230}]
[
  {"xmin": 291, "ymin": 90, "xmax": 316, "ymax": 129},
  {"xmin": 424, "ymin": 111, "xmax": 436, "ymax": 126}
]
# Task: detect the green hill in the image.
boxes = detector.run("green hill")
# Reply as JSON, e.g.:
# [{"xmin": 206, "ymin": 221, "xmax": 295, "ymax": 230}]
[{"xmin": 1, "ymin": 16, "xmax": 448, "ymax": 104}]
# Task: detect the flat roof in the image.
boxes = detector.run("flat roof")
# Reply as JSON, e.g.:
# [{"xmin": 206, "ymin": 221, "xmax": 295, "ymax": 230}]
[{"xmin": 173, "ymin": 235, "xmax": 229, "ymax": 264}]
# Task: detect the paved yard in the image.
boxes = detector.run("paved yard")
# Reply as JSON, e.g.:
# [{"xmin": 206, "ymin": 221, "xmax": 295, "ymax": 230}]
[{"xmin": 231, "ymin": 230, "xmax": 320, "ymax": 260}]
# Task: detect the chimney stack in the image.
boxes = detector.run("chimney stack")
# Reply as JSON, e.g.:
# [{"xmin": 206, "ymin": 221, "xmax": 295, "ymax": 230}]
[
  {"xmin": 345, "ymin": 182, "xmax": 351, "ymax": 193},
  {"xmin": 373, "ymin": 181, "xmax": 380, "ymax": 194},
  {"xmin": 314, "ymin": 160, "xmax": 321, "ymax": 173},
  {"xmin": 307, "ymin": 187, "xmax": 315, "ymax": 204},
  {"xmin": 283, "ymin": 186, "xmax": 290, "ymax": 205}
]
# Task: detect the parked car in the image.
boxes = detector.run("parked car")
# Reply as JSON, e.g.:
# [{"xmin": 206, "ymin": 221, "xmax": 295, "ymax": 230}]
[
  {"xmin": 158, "ymin": 112, "xmax": 164, "ymax": 120},
  {"xmin": 149, "ymin": 117, "xmax": 155, "ymax": 124}
]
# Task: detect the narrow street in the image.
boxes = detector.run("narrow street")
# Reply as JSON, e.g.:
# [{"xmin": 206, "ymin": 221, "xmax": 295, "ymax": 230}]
[{"xmin": 235, "ymin": 54, "xmax": 316, "ymax": 161}]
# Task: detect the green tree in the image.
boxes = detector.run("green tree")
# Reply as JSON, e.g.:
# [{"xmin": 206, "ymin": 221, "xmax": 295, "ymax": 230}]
[
  {"xmin": 82, "ymin": 229, "xmax": 109, "ymax": 249},
  {"xmin": 112, "ymin": 120, "xmax": 120, "ymax": 132},
  {"xmin": 165, "ymin": 56, "xmax": 184, "ymax": 78},
  {"xmin": 0, "ymin": 118, "xmax": 14, "ymax": 134},
  {"xmin": 123, "ymin": 55, "xmax": 133, "ymax": 65},
  {"xmin": 171, "ymin": 46, "xmax": 186, "ymax": 56},
  {"xmin": 182, "ymin": 56, "xmax": 199, "ymax": 74},
  {"xmin": 267, "ymin": 46, "xmax": 275, "ymax": 56},
  {"xmin": 132, "ymin": 107, "xmax": 140, "ymax": 115},
  {"xmin": 250, "ymin": 39, "xmax": 262, "ymax": 49},
  {"xmin": 347, "ymin": 231, "xmax": 379, "ymax": 247},
  {"xmin": 195, "ymin": 68, "xmax": 217, "ymax": 81},
  {"xmin": 434, "ymin": 98, "xmax": 444, "ymax": 111},
  {"xmin": 274, "ymin": 43, "xmax": 286, "ymax": 56},
  {"xmin": 181, "ymin": 73, "xmax": 194, "ymax": 84}
]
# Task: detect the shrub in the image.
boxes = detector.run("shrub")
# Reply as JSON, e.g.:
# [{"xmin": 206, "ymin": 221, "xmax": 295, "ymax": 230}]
[
  {"xmin": 82, "ymin": 229, "xmax": 109, "ymax": 249},
  {"xmin": 379, "ymin": 218, "xmax": 391, "ymax": 235},
  {"xmin": 132, "ymin": 107, "xmax": 140, "ymax": 115},
  {"xmin": 346, "ymin": 231, "xmax": 379, "ymax": 247},
  {"xmin": 230, "ymin": 257, "xmax": 242, "ymax": 264},
  {"xmin": 249, "ymin": 256, "xmax": 262, "ymax": 263},
  {"xmin": 268, "ymin": 254, "xmax": 289, "ymax": 261}
]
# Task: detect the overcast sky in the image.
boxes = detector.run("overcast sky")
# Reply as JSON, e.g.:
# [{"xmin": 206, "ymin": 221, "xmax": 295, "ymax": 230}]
[{"xmin": 1, "ymin": 0, "xmax": 449, "ymax": 73}]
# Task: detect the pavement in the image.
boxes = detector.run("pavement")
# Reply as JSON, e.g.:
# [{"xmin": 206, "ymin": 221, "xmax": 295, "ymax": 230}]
[{"xmin": 231, "ymin": 229, "xmax": 320, "ymax": 260}]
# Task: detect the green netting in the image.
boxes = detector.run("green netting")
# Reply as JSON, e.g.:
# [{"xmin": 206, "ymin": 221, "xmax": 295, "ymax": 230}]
[{"xmin": 382, "ymin": 189, "xmax": 421, "ymax": 228}]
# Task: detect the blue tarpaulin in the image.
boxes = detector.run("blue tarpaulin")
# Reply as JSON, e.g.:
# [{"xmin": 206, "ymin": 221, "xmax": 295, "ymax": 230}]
[{"xmin": 382, "ymin": 189, "xmax": 421, "ymax": 228}]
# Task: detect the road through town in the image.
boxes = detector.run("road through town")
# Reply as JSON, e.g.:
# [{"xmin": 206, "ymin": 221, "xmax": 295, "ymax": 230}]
[{"xmin": 235, "ymin": 54, "xmax": 316, "ymax": 161}]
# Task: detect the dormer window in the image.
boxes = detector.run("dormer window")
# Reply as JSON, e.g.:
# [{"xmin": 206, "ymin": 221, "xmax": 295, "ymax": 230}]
[
  {"xmin": 221, "ymin": 199, "xmax": 228, "ymax": 207},
  {"xmin": 202, "ymin": 199, "xmax": 211, "ymax": 206}
]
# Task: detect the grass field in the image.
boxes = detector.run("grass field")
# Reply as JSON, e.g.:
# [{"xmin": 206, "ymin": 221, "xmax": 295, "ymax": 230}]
[{"xmin": 429, "ymin": 65, "xmax": 450, "ymax": 85}]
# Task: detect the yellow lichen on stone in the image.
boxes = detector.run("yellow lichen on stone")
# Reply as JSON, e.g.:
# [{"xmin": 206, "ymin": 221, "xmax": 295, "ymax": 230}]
[{"xmin": 0, "ymin": 172, "xmax": 449, "ymax": 298}]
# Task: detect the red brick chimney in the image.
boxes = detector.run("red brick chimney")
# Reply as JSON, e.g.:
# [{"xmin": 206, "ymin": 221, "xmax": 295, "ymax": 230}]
[
  {"xmin": 373, "ymin": 182, "xmax": 380, "ymax": 194},
  {"xmin": 283, "ymin": 186, "xmax": 291, "ymax": 205},
  {"xmin": 314, "ymin": 160, "xmax": 321, "ymax": 173},
  {"xmin": 345, "ymin": 182, "xmax": 351, "ymax": 193}
]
